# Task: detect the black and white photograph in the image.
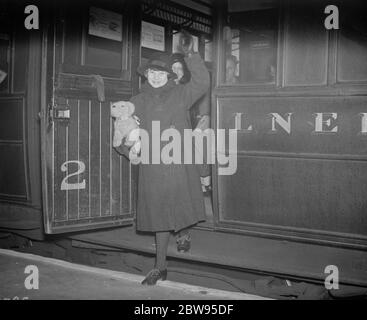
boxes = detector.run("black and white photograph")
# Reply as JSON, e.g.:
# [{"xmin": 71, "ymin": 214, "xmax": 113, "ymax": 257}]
[{"xmin": 0, "ymin": 0, "xmax": 367, "ymax": 306}]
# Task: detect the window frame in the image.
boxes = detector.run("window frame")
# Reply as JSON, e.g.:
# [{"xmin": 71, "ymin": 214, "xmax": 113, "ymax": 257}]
[
  {"xmin": 57, "ymin": 2, "xmax": 132, "ymax": 81},
  {"xmin": 216, "ymin": 0, "xmax": 367, "ymax": 94}
]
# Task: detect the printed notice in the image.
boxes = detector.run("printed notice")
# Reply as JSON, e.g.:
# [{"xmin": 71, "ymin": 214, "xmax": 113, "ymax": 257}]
[
  {"xmin": 89, "ymin": 7, "xmax": 122, "ymax": 41},
  {"xmin": 141, "ymin": 21, "xmax": 165, "ymax": 51}
]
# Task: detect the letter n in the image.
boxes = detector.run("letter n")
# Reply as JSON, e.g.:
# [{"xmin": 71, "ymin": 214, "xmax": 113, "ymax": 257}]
[{"xmin": 24, "ymin": 5, "xmax": 39, "ymax": 30}]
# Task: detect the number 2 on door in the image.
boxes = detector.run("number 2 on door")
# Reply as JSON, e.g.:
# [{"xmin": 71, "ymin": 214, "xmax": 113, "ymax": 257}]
[{"xmin": 60, "ymin": 160, "xmax": 86, "ymax": 191}]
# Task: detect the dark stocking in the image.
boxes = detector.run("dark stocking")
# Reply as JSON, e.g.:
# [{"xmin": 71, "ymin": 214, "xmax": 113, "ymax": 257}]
[{"xmin": 155, "ymin": 231, "xmax": 170, "ymax": 270}]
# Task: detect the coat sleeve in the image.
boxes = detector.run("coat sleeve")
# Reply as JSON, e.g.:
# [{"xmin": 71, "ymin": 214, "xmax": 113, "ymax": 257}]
[
  {"xmin": 197, "ymin": 91, "xmax": 210, "ymax": 116},
  {"xmin": 183, "ymin": 53, "xmax": 210, "ymax": 109},
  {"xmin": 130, "ymin": 94, "xmax": 143, "ymax": 118}
]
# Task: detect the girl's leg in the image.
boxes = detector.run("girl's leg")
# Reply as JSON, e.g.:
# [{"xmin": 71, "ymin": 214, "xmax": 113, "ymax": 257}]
[
  {"xmin": 142, "ymin": 231, "xmax": 170, "ymax": 285},
  {"xmin": 155, "ymin": 231, "xmax": 170, "ymax": 270}
]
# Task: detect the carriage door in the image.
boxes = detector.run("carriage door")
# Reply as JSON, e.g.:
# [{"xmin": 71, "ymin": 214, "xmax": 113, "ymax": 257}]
[{"xmin": 41, "ymin": 1, "xmax": 140, "ymax": 234}]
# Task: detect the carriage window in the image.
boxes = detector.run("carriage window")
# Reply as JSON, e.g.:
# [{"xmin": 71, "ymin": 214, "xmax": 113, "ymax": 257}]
[
  {"xmin": 204, "ymin": 38, "xmax": 213, "ymax": 62},
  {"xmin": 85, "ymin": 7, "xmax": 123, "ymax": 70},
  {"xmin": 0, "ymin": 6, "xmax": 11, "ymax": 93},
  {"xmin": 337, "ymin": 1, "xmax": 367, "ymax": 82},
  {"xmin": 61, "ymin": 3, "xmax": 129, "ymax": 79},
  {"xmin": 0, "ymin": 35, "xmax": 10, "ymax": 92},
  {"xmin": 223, "ymin": 5, "xmax": 278, "ymax": 85}
]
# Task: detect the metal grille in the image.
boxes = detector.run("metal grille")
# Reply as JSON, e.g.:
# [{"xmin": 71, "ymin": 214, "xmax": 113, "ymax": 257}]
[{"xmin": 142, "ymin": 0, "xmax": 212, "ymax": 34}]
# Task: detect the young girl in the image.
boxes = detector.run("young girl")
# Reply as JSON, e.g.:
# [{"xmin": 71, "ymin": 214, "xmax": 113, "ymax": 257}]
[{"xmin": 115, "ymin": 34, "xmax": 209, "ymax": 285}]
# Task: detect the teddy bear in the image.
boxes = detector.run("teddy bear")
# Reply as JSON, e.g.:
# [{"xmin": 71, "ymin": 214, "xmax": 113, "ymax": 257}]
[{"xmin": 110, "ymin": 101, "xmax": 140, "ymax": 155}]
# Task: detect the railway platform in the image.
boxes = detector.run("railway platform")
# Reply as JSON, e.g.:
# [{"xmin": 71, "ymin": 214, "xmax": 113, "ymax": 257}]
[{"xmin": 0, "ymin": 249, "xmax": 268, "ymax": 300}]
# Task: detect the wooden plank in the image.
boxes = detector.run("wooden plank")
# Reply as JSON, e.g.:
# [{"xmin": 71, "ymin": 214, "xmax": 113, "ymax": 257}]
[
  {"xmin": 121, "ymin": 157, "xmax": 130, "ymax": 213},
  {"xmin": 66, "ymin": 99, "xmax": 79, "ymax": 220},
  {"xmin": 78, "ymin": 100, "xmax": 90, "ymax": 218},
  {"xmin": 46, "ymin": 120, "xmax": 55, "ymax": 232},
  {"xmin": 100, "ymin": 102, "xmax": 111, "ymax": 216},
  {"xmin": 54, "ymin": 97, "xmax": 67, "ymax": 222},
  {"xmin": 111, "ymin": 111, "xmax": 121, "ymax": 216},
  {"xmin": 90, "ymin": 100, "xmax": 101, "ymax": 217}
]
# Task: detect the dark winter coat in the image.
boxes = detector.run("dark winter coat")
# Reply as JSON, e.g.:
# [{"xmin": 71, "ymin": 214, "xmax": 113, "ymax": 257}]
[{"xmin": 129, "ymin": 53, "xmax": 210, "ymax": 232}]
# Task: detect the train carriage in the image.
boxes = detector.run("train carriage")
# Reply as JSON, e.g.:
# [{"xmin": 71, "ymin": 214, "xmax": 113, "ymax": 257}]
[{"xmin": 0, "ymin": 0, "xmax": 366, "ymax": 289}]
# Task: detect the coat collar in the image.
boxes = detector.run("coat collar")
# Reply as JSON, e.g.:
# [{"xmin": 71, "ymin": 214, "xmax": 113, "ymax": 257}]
[{"xmin": 141, "ymin": 80, "xmax": 176, "ymax": 97}]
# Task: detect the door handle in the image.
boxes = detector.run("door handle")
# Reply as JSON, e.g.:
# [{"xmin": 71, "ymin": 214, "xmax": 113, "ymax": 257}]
[
  {"xmin": 54, "ymin": 109, "xmax": 70, "ymax": 119},
  {"xmin": 49, "ymin": 103, "xmax": 71, "ymax": 122}
]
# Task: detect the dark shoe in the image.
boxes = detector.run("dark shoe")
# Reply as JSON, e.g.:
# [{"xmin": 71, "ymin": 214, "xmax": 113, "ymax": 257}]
[
  {"xmin": 141, "ymin": 268, "xmax": 167, "ymax": 285},
  {"xmin": 177, "ymin": 234, "xmax": 191, "ymax": 253}
]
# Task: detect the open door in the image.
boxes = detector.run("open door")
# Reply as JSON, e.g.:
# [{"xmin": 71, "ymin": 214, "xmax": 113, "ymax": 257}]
[{"xmin": 40, "ymin": 1, "xmax": 140, "ymax": 234}]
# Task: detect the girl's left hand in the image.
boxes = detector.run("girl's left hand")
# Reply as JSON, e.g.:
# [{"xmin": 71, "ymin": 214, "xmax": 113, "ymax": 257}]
[{"xmin": 178, "ymin": 30, "xmax": 194, "ymax": 56}]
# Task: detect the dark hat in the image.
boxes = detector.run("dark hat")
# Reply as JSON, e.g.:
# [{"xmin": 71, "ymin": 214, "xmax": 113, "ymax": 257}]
[{"xmin": 137, "ymin": 53, "xmax": 176, "ymax": 78}]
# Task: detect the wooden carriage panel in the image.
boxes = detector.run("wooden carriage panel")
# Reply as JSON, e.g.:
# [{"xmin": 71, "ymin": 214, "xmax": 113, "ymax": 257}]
[
  {"xmin": 0, "ymin": 97, "xmax": 27, "ymax": 200},
  {"xmin": 0, "ymin": 6, "xmax": 30, "ymax": 203},
  {"xmin": 44, "ymin": 95, "xmax": 135, "ymax": 233},
  {"xmin": 218, "ymin": 96, "xmax": 367, "ymax": 156},
  {"xmin": 218, "ymin": 156, "xmax": 367, "ymax": 236},
  {"xmin": 42, "ymin": 0, "xmax": 139, "ymax": 234},
  {"xmin": 215, "ymin": 95, "xmax": 367, "ymax": 246}
]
